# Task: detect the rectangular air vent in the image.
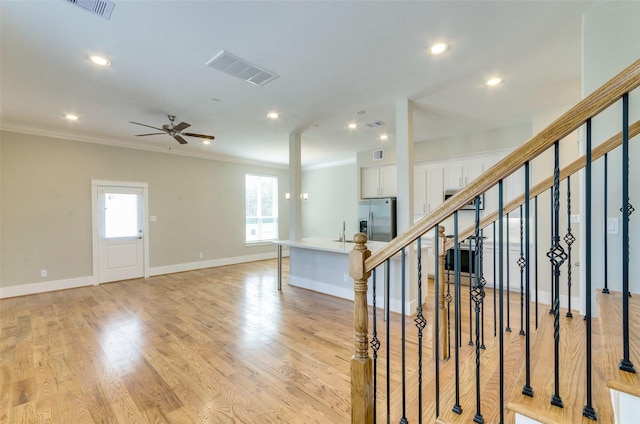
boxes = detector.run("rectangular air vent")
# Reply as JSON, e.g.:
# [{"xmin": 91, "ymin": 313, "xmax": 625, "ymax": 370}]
[
  {"xmin": 373, "ymin": 149, "xmax": 384, "ymax": 160},
  {"xmin": 66, "ymin": 0, "xmax": 115, "ymax": 20},
  {"xmin": 206, "ymin": 51, "xmax": 279, "ymax": 87},
  {"xmin": 366, "ymin": 120, "xmax": 385, "ymax": 128}
]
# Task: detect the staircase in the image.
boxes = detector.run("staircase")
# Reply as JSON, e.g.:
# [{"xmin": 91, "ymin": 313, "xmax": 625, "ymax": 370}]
[{"xmin": 349, "ymin": 58, "xmax": 640, "ymax": 423}]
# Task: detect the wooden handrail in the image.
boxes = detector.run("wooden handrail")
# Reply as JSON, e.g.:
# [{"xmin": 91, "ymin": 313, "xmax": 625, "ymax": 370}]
[
  {"xmin": 443, "ymin": 119, "xmax": 640, "ymax": 251},
  {"xmin": 365, "ymin": 58, "xmax": 640, "ymax": 273}
]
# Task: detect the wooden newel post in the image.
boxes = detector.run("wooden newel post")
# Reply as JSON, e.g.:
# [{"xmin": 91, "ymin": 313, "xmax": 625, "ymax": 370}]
[
  {"xmin": 349, "ymin": 232, "xmax": 373, "ymax": 424},
  {"xmin": 437, "ymin": 226, "xmax": 449, "ymax": 360}
]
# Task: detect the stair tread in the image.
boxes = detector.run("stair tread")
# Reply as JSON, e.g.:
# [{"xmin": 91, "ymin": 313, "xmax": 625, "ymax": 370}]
[
  {"xmin": 506, "ymin": 309, "xmax": 614, "ymax": 423},
  {"xmin": 595, "ymin": 289, "xmax": 640, "ymax": 396}
]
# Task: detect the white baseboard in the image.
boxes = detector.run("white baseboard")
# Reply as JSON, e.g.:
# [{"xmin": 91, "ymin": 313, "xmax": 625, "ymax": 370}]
[
  {"xmin": 148, "ymin": 251, "xmax": 279, "ymax": 276},
  {"xmin": 0, "ymin": 251, "xmax": 282, "ymax": 299},
  {"xmin": 0, "ymin": 275, "xmax": 96, "ymax": 299}
]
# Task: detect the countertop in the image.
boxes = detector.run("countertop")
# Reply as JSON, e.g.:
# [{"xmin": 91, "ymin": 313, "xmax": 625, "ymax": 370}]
[{"xmin": 273, "ymin": 237, "xmax": 389, "ymax": 255}]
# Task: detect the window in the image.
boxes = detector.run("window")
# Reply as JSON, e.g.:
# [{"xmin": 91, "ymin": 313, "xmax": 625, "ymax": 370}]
[
  {"xmin": 245, "ymin": 174, "xmax": 278, "ymax": 242},
  {"xmin": 102, "ymin": 191, "xmax": 142, "ymax": 239}
]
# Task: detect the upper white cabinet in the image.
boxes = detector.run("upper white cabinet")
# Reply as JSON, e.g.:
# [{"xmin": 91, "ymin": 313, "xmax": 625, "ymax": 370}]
[
  {"xmin": 361, "ymin": 165, "xmax": 397, "ymax": 198},
  {"xmin": 414, "ymin": 164, "xmax": 444, "ymax": 215},
  {"xmin": 444, "ymin": 160, "xmax": 484, "ymax": 190}
]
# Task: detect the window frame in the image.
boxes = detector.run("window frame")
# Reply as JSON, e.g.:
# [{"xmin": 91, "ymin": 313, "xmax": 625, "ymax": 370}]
[{"xmin": 245, "ymin": 173, "xmax": 279, "ymax": 243}]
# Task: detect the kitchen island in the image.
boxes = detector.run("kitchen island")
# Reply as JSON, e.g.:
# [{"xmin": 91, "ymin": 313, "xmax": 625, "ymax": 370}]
[{"xmin": 274, "ymin": 237, "xmax": 429, "ymax": 314}]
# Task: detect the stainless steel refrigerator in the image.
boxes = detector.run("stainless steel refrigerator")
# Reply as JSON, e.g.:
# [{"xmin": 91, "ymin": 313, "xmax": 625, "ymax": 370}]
[{"xmin": 358, "ymin": 198, "xmax": 397, "ymax": 242}]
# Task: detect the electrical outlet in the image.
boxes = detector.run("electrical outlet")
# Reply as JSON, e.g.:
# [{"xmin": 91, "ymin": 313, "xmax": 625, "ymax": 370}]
[
  {"xmin": 199, "ymin": 252, "xmax": 204, "ymax": 258},
  {"xmin": 607, "ymin": 217, "xmax": 619, "ymax": 234},
  {"xmin": 40, "ymin": 269, "xmax": 47, "ymax": 277}
]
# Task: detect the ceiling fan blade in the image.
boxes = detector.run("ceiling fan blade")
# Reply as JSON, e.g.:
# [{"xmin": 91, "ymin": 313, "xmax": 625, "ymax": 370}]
[
  {"xmin": 174, "ymin": 135, "xmax": 188, "ymax": 144},
  {"xmin": 135, "ymin": 132, "xmax": 166, "ymax": 136},
  {"xmin": 129, "ymin": 121, "xmax": 165, "ymax": 131},
  {"xmin": 183, "ymin": 132, "xmax": 215, "ymax": 140},
  {"xmin": 172, "ymin": 121, "xmax": 191, "ymax": 132}
]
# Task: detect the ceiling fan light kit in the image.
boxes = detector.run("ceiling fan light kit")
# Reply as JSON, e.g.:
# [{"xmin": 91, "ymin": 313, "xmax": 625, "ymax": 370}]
[{"xmin": 129, "ymin": 115, "xmax": 215, "ymax": 145}]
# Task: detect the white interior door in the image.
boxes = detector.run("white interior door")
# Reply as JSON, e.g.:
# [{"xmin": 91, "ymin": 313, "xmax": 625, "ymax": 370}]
[{"xmin": 97, "ymin": 186, "xmax": 144, "ymax": 283}]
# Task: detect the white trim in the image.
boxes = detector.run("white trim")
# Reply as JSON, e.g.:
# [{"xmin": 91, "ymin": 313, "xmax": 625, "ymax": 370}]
[
  {"xmin": 149, "ymin": 252, "xmax": 279, "ymax": 276},
  {"xmin": 91, "ymin": 180, "xmax": 150, "ymax": 282},
  {"xmin": 1, "ymin": 252, "xmax": 281, "ymax": 298},
  {"xmin": 0, "ymin": 275, "xmax": 95, "ymax": 299}
]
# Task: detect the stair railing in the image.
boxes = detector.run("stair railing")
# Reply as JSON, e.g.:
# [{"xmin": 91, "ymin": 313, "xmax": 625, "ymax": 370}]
[{"xmin": 349, "ymin": 58, "xmax": 640, "ymax": 423}]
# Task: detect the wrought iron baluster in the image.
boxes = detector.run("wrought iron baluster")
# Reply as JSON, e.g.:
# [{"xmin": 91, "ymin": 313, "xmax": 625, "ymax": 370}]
[
  {"xmin": 522, "ymin": 161, "xmax": 534, "ymax": 398},
  {"xmin": 493, "ymin": 222, "xmax": 497, "ymax": 338},
  {"xmin": 446, "ymin": 249, "xmax": 452, "ymax": 360},
  {"xmin": 472, "ymin": 196, "xmax": 485, "ymax": 424},
  {"xmin": 583, "ymin": 118, "xmax": 597, "ymax": 420},
  {"xmin": 415, "ymin": 238, "xmax": 426, "ymax": 424},
  {"xmin": 535, "ymin": 196, "xmax": 539, "ymax": 330},
  {"xmin": 480, "ymin": 228, "xmax": 486, "ymax": 350},
  {"xmin": 469, "ymin": 236, "xmax": 474, "ymax": 347},
  {"xmin": 400, "ymin": 247, "xmax": 408, "ymax": 424},
  {"xmin": 385, "ymin": 258, "xmax": 391, "ymax": 419},
  {"xmin": 620, "ymin": 92, "xmax": 635, "ymax": 374},
  {"xmin": 565, "ymin": 175, "xmax": 575, "ymax": 318},
  {"xmin": 498, "ymin": 180, "xmax": 505, "ymax": 424},
  {"xmin": 506, "ymin": 212, "xmax": 511, "ymax": 333},
  {"xmin": 549, "ymin": 187, "xmax": 555, "ymax": 315},
  {"xmin": 370, "ymin": 269, "xmax": 380, "ymax": 423},
  {"xmin": 518, "ymin": 204, "xmax": 525, "ymax": 336},
  {"xmin": 547, "ymin": 140, "xmax": 565, "ymax": 409},
  {"xmin": 453, "ymin": 212, "xmax": 462, "ymax": 415},
  {"xmin": 603, "ymin": 153, "xmax": 610, "ymax": 294},
  {"xmin": 434, "ymin": 225, "xmax": 441, "ymax": 417}
]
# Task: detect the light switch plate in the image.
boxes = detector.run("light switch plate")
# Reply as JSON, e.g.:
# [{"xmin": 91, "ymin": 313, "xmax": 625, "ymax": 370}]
[{"xmin": 607, "ymin": 217, "xmax": 619, "ymax": 234}]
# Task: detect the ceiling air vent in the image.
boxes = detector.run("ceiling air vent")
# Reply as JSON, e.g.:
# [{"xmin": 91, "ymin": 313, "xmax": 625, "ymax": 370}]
[
  {"xmin": 66, "ymin": 0, "xmax": 115, "ymax": 20},
  {"xmin": 366, "ymin": 120, "xmax": 385, "ymax": 128},
  {"xmin": 373, "ymin": 149, "xmax": 384, "ymax": 160},
  {"xmin": 206, "ymin": 50, "xmax": 279, "ymax": 87}
]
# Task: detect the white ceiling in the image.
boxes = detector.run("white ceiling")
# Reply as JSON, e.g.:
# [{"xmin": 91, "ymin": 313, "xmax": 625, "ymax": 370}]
[{"xmin": 1, "ymin": 0, "xmax": 600, "ymax": 168}]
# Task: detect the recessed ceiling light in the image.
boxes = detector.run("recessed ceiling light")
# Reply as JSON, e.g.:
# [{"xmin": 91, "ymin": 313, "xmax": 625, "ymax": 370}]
[
  {"xmin": 202, "ymin": 140, "xmax": 211, "ymax": 145},
  {"xmin": 379, "ymin": 134, "xmax": 389, "ymax": 141},
  {"xmin": 486, "ymin": 77, "xmax": 503, "ymax": 86},
  {"xmin": 267, "ymin": 112, "xmax": 279, "ymax": 119},
  {"xmin": 90, "ymin": 55, "xmax": 111, "ymax": 67},
  {"xmin": 428, "ymin": 43, "xmax": 449, "ymax": 55},
  {"xmin": 65, "ymin": 114, "xmax": 79, "ymax": 121},
  {"xmin": 348, "ymin": 123, "xmax": 358, "ymax": 129}
]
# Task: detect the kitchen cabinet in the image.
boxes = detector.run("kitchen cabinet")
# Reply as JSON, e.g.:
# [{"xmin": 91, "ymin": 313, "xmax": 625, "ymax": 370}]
[
  {"xmin": 414, "ymin": 163, "xmax": 444, "ymax": 215},
  {"xmin": 361, "ymin": 165, "xmax": 397, "ymax": 198},
  {"xmin": 444, "ymin": 160, "xmax": 484, "ymax": 190}
]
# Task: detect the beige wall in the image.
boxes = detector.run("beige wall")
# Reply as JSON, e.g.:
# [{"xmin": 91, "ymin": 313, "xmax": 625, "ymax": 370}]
[
  {"xmin": 301, "ymin": 163, "xmax": 358, "ymax": 239},
  {"xmin": 0, "ymin": 131, "xmax": 289, "ymax": 288}
]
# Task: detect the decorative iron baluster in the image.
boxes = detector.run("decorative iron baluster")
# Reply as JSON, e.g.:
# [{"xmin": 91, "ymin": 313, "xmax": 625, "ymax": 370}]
[
  {"xmin": 620, "ymin": 92, "xmax": 635, "ymax": 374},
  {"xmin": 400, "ymin": 247, "xmax": 408, "ymax": 424},
  {"xmin": 523, "ymin": 161, "xmax": 534, "ymax": 398},
  {"xmin": 498, "ymin": 180, "xmax": 505, "ymax": 424},
  {"xmin": 415, "ymin": 238, "xmax": 426, "ymax": 424},
  {"xmin": 518, "ymin": 204, "xmax": 526, "ymax": 336},
  {"xmin": 565, "ymin": 175, "xmax": 575, "ymax": 318},
  {"xmin": 506, "ymin": 212, "xmax": 511, "ymax": 333},
  {"xmin": 446, "ymin": 250, "xmax": 452, "ymax": 360},
  {"xmin": 583, "ymin": 118, "xmax": 598, "ymax": 420},
  {"xmin": 493, "ymin": 222, "xmax": 497, "ymax": 338},
  {"xmin": 480, "ymin": 228, "xmax": 486, "ymax": 350},
  {"xmin": 469, "ymin": 236, "xmax": 474, "ymax": 347},
  {"xmin": 453, "ymin": 212, "xmax": 462, "ymax": 415},
  {"xmin": 370, "ymin": 270, "xmax": 380, "ymax": 423},
  {"xmin": 549, "ymin": 187, "xmax": 555, "ymax": 316},
  {"xmin": 602, "ymin": 152, "xmax": 610, "ymax": 294},
  {"xmin": 473, "ymin": 196, "xmax": 485, "ymax": 424},
  {"xmin": 535, "ymin": 196, "xmax": 539, "ymax": 330},
  {"xmin": 547, "ymin": 140, "xmax": 565, "ymax": 409},
  {"xmin": 434, "ymin": 225, "xmax": 441, "ymax": 417},
  {"xmin": 385, "ymin": 258, "xmax": 391, "ymax": 419}
]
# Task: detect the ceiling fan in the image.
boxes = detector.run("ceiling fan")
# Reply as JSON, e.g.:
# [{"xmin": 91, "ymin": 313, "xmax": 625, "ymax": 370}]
[{"xmin": 129, "ymin": 114, "xmax": 215, "ymax": 144}]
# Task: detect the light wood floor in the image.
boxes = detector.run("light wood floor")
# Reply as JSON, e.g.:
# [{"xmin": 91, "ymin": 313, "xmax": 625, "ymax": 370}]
[
  {"xmin": 1, "ymin": 259, "xmax": 357, "ymax": 423},
  {"xmin": 0, "ymin": 259, "xmax": 613, "ymax": 424}
]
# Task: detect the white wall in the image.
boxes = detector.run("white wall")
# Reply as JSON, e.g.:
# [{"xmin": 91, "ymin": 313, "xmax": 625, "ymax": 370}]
[{"xmin": 582, "ymin": 2, "xmax": 640, "ymax": 313}]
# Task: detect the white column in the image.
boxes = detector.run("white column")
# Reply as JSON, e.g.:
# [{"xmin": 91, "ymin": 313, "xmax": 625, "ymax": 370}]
[{"xmin": 289, "ymin": 132, "xmax": 302, "ymax": 240}]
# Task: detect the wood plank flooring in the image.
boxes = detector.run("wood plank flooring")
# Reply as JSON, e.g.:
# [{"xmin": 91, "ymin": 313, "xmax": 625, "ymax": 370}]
[
  {"xmin": 0, "ymin": 259, "xmax": 618, "ymax": 424},
  {"xmin": 1, "ymin": 259, "xmax": 356, "ymax": 424}
]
